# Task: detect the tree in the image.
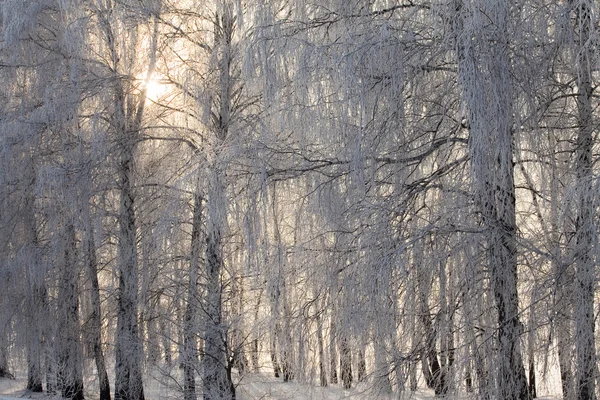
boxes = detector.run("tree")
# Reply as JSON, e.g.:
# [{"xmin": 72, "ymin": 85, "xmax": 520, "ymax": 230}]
[
  {"xmin": 453, "ymin": 0, "xmax": 529, "ymax": 398},
  {"xmin": 201, "ymin": 4, "xmax": 238, "ymax": 397},
  {"xmin": 570, "ymin": 1, "xmax": 597, "ymax": 398},
  {"xmin": 91, "ymin": 2, "xmax": 163, "ymax": 399}
]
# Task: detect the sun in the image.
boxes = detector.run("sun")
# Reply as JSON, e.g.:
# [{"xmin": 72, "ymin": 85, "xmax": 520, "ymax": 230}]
[{"xmin": 140, "ymin": 74, "xmax": 169, "ymax": 102}]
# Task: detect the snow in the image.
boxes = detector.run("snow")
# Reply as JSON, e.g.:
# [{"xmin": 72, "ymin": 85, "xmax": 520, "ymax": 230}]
[
  {"xmin": 0, "ymin": 357, "xmax": 564, "ymax": 400},
  {"xmin": 0, "ymin": 372, "xmax": 562, "ymax": 400}
]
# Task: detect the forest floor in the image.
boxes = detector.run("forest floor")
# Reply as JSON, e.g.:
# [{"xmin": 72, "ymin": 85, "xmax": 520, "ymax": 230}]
[{"xmin": 0, "ymin": 366, "xmax": 563, "ymax": 399}]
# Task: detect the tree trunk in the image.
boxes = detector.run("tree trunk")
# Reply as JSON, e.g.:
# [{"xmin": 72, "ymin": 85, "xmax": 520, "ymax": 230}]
[
  {"xmin": 316, "ymin": 308, "xmax": 327, "ymax": 387},
  {"xmin": 0, "ymin": 329, "xmax": 12, "ymax": 380},
  {"xmin": 464, "ymin": 247, "xmax": 491, "ymax": 399},
  {"xmin": 82, "ymin": 187, "xmax": 111, "ymax": 400},
  {"xmin": 357, "ymin": 347, "xmax": 366, "ymax": 383},
  {"xmin": 409, "ymin": 362, "xmax": 417, "ymax": 392},
  {"xmin": 114, "ymin": 158, "xmax": 145, "ymax": 400},
  {"xmin": 184, "ymin": 183, "xmax": 202, "ymax": 400},
  {"xmin": 297, "ymin": 322, "xmax": 305, "ymax": 383},
  {"xmin": 251, "ymin": 288, "xmax": 262, "ymax": 373},
  {"xmin": 528, "ymin": 357, "xmax": 537, "ymax": 399},
  {"xmin": 46, "ymin": 344, "xmax": 57, "ymax": 394},
  {"xmin": 408, "ymin": 270, "xmax": 418, "ymax": 393},
  {"xmin": 57, "ymin": 223, "xmax": 84, "ymax": 400},
  {"xmin": 572, "ymin": 2, "xmax": 596, "ymax": 399},
  {"xmin": 482, "ymin": 84, "xmax": 529, "ymax": 400},
  {"xmin": 390, "ymin": 273, "xmax": 405, "ymax": 394},
  {"xmin": 26, "ymin": 286, "xmax": 44, "ymax": 393},
  {"xmin": 270, "ymin": 328, "xmax": 281, "ymax": 378},
  {"xmin": 160, "ymin": 315, "xmax": 172, "ymax": 365},
  {"xmin": 270, "ymin": 182, "xmax": 293, "ymax": 383},
  {"xmin": 202, "ymin": 221, "xmax": 233, "ymax": 399},
  {"xmin": 465, "ymin": 343, "xmax": 473, "ymax": 393},
  {"xmin": 106, "ymin": 8, "xmax": 159, "ymax": 400},
  {"xmin": 527, "ymin": 290, "xmax": 537, "ymax": 399},
  {"xmin": 281, "ymin": 309, "xmax": 293, "ymax": 383},
  {"xmin": 439, "ymin": 255, "xmax": 454, "ymax": 395},
  {"xmin": 231, "ymin": 275, "xmax": 249, "ymax": 375},
  {"xmin": 454, "ymin": 0, "xmax": 529, "ymax": 397},
  {"xmin": 557, "ymin": 316, "xmax": 574, "ymax": 399},
  {"xmin": 339, "ymin": 337, "xmax": 352, "ymax": 390},
  {"xmin": 374, "ymin": 336, "xmax": 391, "ymax": 393},
  {"xmin": 329, "ymin": 322, "xmax": 338, "ymax": 385},
  {"xmin": 24, "ymin": 163, "xmax": 44, "ymax": 393},
  {"xmin": 202, "ymin": 168, "xmax": 234, "ymax": 400},
  {"xmin": 417, "ymin": 248, "xmax": 447, "ymax": 396},
  {"xmin": 200, "ymin": 5, "xmax": 236, "ymax": 398},
  {"xmin": 114, "ymin": 134, "xmax": 144, "ymax": 400},
  {"xmin": 548, "ymin": 123, "xmax": 574, "ymax": 400}
]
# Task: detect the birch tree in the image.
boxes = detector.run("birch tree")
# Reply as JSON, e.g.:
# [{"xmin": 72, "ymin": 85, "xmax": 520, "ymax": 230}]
[
  {"xmin": 453, "ymin": 0, "xmax": 529, "ymax": 398},
  {"xmin": 92, "ymin": 1, "xmax": 163, "ymax": 398},
  {"xmin": 569, "ymin": 1, "xmax": 597, "ymax": 398},
  {"xmin": 201, "ymin": 4, "xmax": 238, "ymax": 397}
]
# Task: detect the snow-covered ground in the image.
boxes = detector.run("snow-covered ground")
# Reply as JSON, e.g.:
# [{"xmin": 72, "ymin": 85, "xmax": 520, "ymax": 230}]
[
  {"xmin": 0, "ymin": 366, "xmax": 562, "ymax": 399},
  {"xmin": 0, "ymin": 374, "xmax": 435, "ymax": 400},
  {"xmin": 0, "ymin": 373, "xmax": 430, "ymax": 399}
]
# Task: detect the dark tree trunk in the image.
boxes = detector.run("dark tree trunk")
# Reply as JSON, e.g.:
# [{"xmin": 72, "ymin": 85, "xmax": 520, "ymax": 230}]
[
  {"xmin": 113, "ymin": 132, "xmax": 145, "ymax": 400},
  {"xmin": 160, "ymin": 315, "xmax": 172, "ymax": 365},
  {"xmin": 26, "ymin": 318, "xmax": 43, "ymax": 393},
  {"xmin": 270, "ymin": 328, "xmax": 281, "ymax": 378},
  {"xmin": 453, "ymin": 0, "xmax": 529, "ymax": 397},
  {"xmin": 357, "ymin": 348, "xmax": 366, "ymax": 383},
  {"xmin": 572, "ymin": 3, "xmax": 596, "ymax": 400},
  {"xmin": 83, "ymin": 203, "xmax": 111, "ymax": 400},
  {"xmin": 26, "ymin": 283, "xmax": 44, "ymax": 393},
  {"xmin": 200, "ymin": 6, "xmax": 236, "ymax": 398},
  {"xmin": 528, "ymin": 357, "xmax": 536, "ymax": 399},
  {"xmin": 417, "ymin": 260, "xmax": 447, "ymax": 396},
  {"xmin": 57, "ymin": 224, "xmax": 84, "ymax": 400},
  {"xmin": 339, "ymin": 337, "xmax": 352, "ymax": 390},
  {"xmin": 0, "ymin": 336, "xmax": 13, "ymax": 380},
  {"xmin": 282, "ymin": 349, "xmax": 293, "ymax": 382},
  {"xmin": 281, "ymin": 312, "xmax": 293, "ymax": 383},
  {"xmin": 231, "ymin": 276, "xmax": 249, "ymax": 375},
  {"xmin": 183, "ymin": 185, "xmax": 202, "ymax": 400},
  {"xmin": 46, "ymin": 346, "xmax": 57, "ymax": 394},
  {"xmin": 251, "ymin": 288, "xmax": 262, "ymax": 373},
  {"xmin": 251, "ymin": 339, "xmax": 260, "ymax": 373},
  {"xmin": 102, "ymin": 9, "xmax": 159, "ymax": 400},
  {"xmin": 465, "ymin": 352, "xmax": 473, "ymax": 393},
  {"xmin": 202, "ymin": 227, "xmax": 235, "ymax": 400},
  {"xmin": 409, "ymin": 361, "xmax": 417, "ymax": 392},
  {"xmin": 316, "ymin": 307, "xmax": 327, "ymax": 387}
]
